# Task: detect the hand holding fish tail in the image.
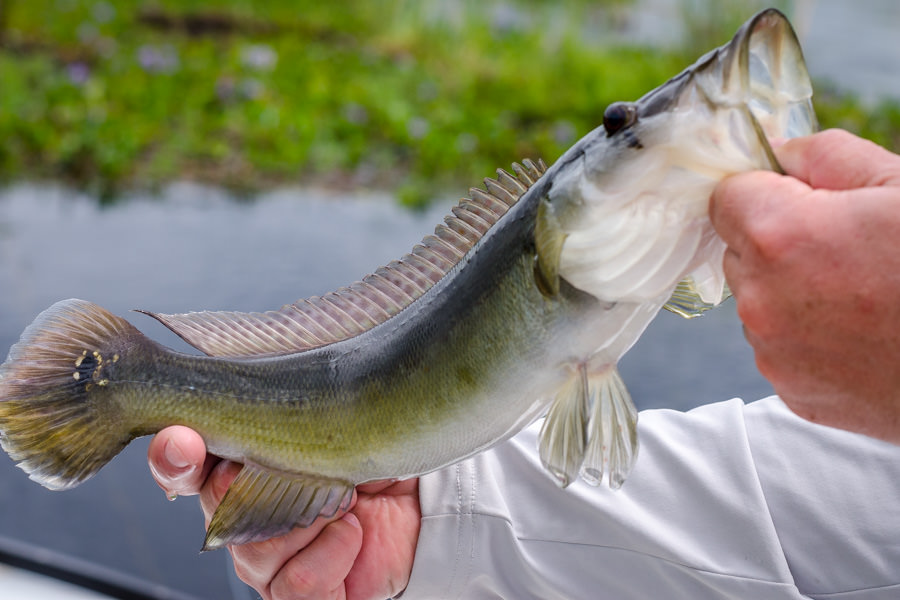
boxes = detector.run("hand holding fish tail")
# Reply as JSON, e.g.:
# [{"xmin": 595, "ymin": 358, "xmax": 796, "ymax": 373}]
[
  {"xmin": 710, "ymin": 129, "xmax": 900, "ymax": 443},
  {"xmin": 148, "ymin": 426, "xmax": 421, "ymax": 600},
  {"xmin": 148, "ymin": 426, "xmax": 218, "ymax": 500}
]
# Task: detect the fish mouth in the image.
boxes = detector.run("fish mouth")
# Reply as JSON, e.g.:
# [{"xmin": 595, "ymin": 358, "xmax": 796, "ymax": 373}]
[{"xmin": 637, "ymin": 8, "xmax": 817, "ymax": 171}]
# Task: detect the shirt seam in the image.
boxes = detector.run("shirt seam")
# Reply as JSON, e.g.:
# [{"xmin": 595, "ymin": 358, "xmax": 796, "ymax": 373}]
[
  {"xmin": 422, "ymin": 510, "xmax": 803, "ymax": 590},
  {"xmin": 739, "ymin": 400, "xmax": 802, "ymax": 586}
]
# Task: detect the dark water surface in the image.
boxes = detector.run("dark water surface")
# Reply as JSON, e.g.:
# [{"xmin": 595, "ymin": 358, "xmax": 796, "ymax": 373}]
[{"xmin": 0, "ymin": 183, "xmax": 773, "ymax": 598}]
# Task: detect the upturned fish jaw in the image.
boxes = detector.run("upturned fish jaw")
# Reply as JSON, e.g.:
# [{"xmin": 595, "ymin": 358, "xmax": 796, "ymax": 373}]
[
  {"xmin": 638, "ymin": 8, "xmax": 816, "ymax": 171},
  {"xmin": 553, "ymin": 9, "xmax": 817, "ymax": 221}
]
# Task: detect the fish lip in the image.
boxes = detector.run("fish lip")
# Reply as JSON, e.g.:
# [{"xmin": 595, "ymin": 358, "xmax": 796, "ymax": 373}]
[{"xmin": 633, "ymin": 8, "xmax": 815, "ymax": 167}]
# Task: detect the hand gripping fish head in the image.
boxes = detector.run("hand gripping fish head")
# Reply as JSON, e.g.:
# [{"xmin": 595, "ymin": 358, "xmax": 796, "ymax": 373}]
[{"xmin": 0, "ymin": 10, "xmax": 815, "ymax": 550}]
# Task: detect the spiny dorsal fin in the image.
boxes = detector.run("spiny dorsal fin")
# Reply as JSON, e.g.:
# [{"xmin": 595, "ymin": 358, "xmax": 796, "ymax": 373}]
[{"xmin": 142, "ymin": 159, "xmax": 548, "ymax": 357}]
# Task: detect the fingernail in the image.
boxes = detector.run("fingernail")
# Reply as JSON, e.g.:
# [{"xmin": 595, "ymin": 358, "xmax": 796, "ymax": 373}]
[{"xmin": 165, "ymin": 439, "xmax": 191, "ymax": 469}]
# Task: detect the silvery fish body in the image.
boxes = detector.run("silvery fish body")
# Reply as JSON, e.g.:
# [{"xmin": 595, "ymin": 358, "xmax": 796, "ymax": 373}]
[{"xmin": 0, "ymin": 9, "xmax": 816, "ymax": 550}]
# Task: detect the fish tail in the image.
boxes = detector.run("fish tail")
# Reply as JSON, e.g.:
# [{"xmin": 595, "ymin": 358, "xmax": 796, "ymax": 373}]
[{"xmin": 0, "ymin": 299, "xmax": 145, "ymax": 491}]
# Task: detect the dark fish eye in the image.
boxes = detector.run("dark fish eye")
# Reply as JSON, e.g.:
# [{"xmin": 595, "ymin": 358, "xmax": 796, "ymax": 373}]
[{"xmin": 603, "ymin": 102, "xmax": 637, "ymax": 137}]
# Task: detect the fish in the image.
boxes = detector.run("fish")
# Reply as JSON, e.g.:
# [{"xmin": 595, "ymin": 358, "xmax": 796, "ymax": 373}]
[{"xmin": 0, "ymin": 9, "xmax": 816, "ymax": 551}]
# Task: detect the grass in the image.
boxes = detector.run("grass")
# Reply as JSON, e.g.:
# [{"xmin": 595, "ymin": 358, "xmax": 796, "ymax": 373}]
[{"xmin": 0, "ymin": 0, "xmax": 898, "ymax": 206}]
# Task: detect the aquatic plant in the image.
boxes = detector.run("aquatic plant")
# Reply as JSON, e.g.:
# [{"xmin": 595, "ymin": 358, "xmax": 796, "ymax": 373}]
[{"xmin": 0, "ymin": 0, "xmax": 896, "ymax": 206}]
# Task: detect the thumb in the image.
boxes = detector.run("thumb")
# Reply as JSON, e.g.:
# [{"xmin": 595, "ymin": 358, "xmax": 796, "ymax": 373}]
[
  {"xmin": 148, "ymin": 426, "xmax": 215, "ymax": 498},
  {"xmin": 775, "ymin": 129, "xmax": 900, "ymax": 190},
  {"xmin": 709, "ymin": 169, "xmax": 808, "ymax": 254}
]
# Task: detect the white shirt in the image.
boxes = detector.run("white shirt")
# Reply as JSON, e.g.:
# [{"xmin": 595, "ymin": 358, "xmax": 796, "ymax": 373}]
[{"xmin": 403, "ymin": 396, "xmax": 900, "ymax": 599}]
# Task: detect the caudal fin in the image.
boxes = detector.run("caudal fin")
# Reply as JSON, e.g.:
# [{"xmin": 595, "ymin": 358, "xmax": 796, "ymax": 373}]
[{"xmin": 0, "ymin": 299, "xmax": 143, "ymax": 490}]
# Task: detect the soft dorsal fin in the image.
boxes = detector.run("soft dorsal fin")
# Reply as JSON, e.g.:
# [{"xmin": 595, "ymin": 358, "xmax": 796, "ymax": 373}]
[{"xmin": 140, "ymin": 159, "xmax": 548, "ymax": 358}]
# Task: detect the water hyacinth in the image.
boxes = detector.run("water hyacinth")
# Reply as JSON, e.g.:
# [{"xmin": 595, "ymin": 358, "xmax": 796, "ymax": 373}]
[
  {"xmin": 137, "ymin": 44, "xmax": 179, "ymax": 74},
  {"xmin": 407, "ymin": 116, "xmax": 429, "ymax": 140},
  {"xmin": 343, "ymin": 103, "xmax": 369, "ymax": 126},
  {"xmin": 67, "ymin": 62, "xmax": 91, "ymax": 85},
  {"xmin": 240, "ymin": 44, "xmax": 277, "ymax": 71},
  {"xmin": 215, "ymin": 76, "xmax": 266, "ymax": 103},
  {"xmin": 0, "ymin": 0, "xmax": 893, "ymax": 208}
]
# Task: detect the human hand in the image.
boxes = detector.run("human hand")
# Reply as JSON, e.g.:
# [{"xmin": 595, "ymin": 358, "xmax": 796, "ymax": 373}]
[
  {"xmin": 710, "ymin": 129, "xmax": 900, "ymax": 442},
  {"xmin": 148, "ymin": 426, "xmax": 421, "ymax": 600}
]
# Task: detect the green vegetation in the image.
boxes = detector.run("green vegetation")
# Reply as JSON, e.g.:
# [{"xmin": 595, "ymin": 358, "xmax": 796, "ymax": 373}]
[{"xmin": 0, "ymin": 0, "xmax": 898, "ymax": 206}]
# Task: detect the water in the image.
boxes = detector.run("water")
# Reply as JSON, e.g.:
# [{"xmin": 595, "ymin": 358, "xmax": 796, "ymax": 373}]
[{"xmin": 0, "ymin": 181, "xmax": 773, "ymax": 598}]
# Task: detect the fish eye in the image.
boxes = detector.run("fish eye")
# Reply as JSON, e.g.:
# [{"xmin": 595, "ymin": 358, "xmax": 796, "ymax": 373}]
[{"xmin": 603, "ymin": 102, "xmax": 637, "ymax": 137}]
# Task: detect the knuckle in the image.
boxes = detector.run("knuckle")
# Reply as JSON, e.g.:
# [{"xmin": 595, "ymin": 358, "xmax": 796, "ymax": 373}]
[
  {"xmin": 280, "ymin": 561, "xmax": 322, "ymax": 598},
  {"xmin": 734, "ymin": 285, "xmax": 785, "ymax": 344},
  {"xmin": 230, "ymin": 556, "xmax": 258, "ymax": 588},
  {"xmin": 228, "ymin": 542, "xmax": 282, "ymax": 596},
  {"xmin": 734, "ymin": 286, "xmax": 766, "ymax": 332},
  {"xmin": 750, "ymin": 345, "xmax": 774, "ymax": 380},
  {"xmin": 742, "ymin": 210, "xmax": 792, "ymax": 262},
  {"xmin": 229, "ymin": 535, "xmax": 279, "ymax": 568},
  {"xmin": 816, "ymin": 128, "xmax": 852, "ymax": 145}
]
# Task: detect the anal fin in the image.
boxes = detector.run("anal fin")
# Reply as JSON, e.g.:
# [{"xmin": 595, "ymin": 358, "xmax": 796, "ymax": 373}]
[
  {"xmin": 203, "ymin": 463, "xmax": 353, "ymax": 551},
  {"xmin": 539, "ymin": 364, "xmax": 638, "ymax": 489}
]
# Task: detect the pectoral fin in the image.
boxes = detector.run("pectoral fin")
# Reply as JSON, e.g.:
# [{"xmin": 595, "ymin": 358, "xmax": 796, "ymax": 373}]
[
  {"xmin": 534, "ymin": 198, "xmax": 568, "ymax": 297},
  {"xmin": 539, "ymin": 365, "xmax": 638, "ymax": 489},
  {"xmin": 663, "ymin": 276, "xmax": 731, "ymax": 319},
  {"xmin": 203, "ymin": 463, "xmax": 353, "ymax": 551}
]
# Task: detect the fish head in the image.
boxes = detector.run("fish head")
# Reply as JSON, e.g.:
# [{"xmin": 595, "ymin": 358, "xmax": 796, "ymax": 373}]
[
  {"xmin": 547, "ymin": 8, "xmax": 817, "ymax": 305},
  {"xmin": 632, "ymin": 7, "xmax": 816, "ymax": 175}
]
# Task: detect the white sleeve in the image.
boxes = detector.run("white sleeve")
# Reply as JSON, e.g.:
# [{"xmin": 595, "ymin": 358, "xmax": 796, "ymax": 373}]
[{"xmin": 402, "ymin": 396, "xmax": 900, "ymax": 599}]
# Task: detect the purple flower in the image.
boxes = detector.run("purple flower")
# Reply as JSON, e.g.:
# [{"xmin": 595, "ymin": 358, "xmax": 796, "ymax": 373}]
[
  {"xmin": 67, "ymin": 62, "xmax": 91, "ymax": 85},
  {"xmin": 240, "ymin": 44, "xmax": 278, "ymax": 71},
  {"xmin": 137, "ymin": 44, "xmax": 179, "ymax": 74}
]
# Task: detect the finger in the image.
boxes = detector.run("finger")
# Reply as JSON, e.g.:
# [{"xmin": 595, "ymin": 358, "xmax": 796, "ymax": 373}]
[
  {"xmin": 775, "ymin": 129, "xmax": 900, "ymax": 189},
  {"xmin": 198, "ymin": 459, "xmax": 242, "ymax": 520},
  {"xmin": 356, "ymin": 478, "xmax": 417, "ymax": 496},
  {"xmin": 148, "ymin": 426, "xmax": 217, "ymax": 498},
  {"xmin": 230, "ymin": 515, "xmax": 335, "ymax": 595},
  {"xmin": 230, "ymin": 507, "xmax": 359, "ymax": 597},
  {"xmin": 708, "ymin": 169, "xmax": 785, "ymax": 252},
  {"xmin": 269, "ymin": 512, "xmax": 363, "ymax": 600}
]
